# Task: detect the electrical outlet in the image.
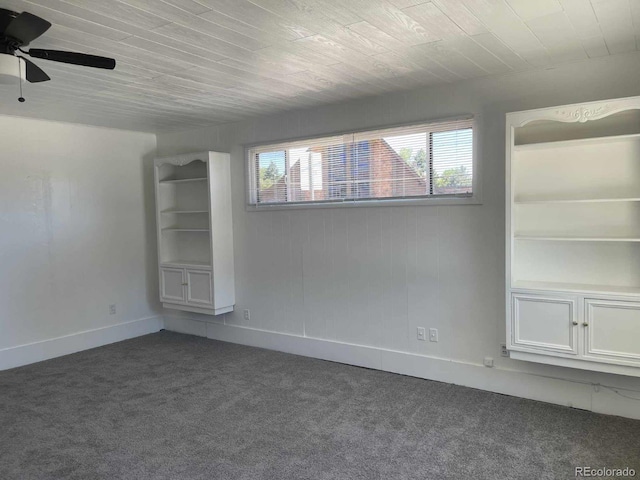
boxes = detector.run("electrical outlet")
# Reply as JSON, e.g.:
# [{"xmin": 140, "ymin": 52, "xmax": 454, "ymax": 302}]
[
  {"xmin": 500, "ymin": 344, "xmax": 509, "ymax": 357},
  {"xmin": 243, "ymin": 309, "xmax": 251, "ymax": 321},
  {"xmin": 484, "ymin": 357, "xmax": 494, "ymax": 368},
  {"xmin": 417, "ymin": 327, "xmax": 426, "ymax": 341},
  {"xmin": 429, "ymin": 328, "xmax": 438, "ymax": 342},
  {"xmin": 109, "ymin": 304, "xmax": 116, "ymax": 315}
]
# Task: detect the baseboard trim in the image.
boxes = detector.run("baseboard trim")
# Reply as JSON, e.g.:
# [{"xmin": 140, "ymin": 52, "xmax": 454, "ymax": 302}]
[
  {"xmin": 164, "ymin": 315, "xmax": 640, "ymax": 420},
  {"xmin": 0, "ymin": 316, "xmax": 164, "ymax": 371}
]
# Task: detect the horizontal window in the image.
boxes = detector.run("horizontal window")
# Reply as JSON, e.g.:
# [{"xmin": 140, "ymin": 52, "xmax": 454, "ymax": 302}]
[{"xmin": 247, "ymin": 117, "xmax": 475, "ymax": 207}]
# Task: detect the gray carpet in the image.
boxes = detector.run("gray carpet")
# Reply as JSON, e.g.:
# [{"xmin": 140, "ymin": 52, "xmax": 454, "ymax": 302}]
[{"xmin": 0, "ymin": 332, "xmax": 638, "ymax": 480}]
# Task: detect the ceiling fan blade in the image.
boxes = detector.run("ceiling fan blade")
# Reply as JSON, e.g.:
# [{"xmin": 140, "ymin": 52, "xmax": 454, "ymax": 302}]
[
  {"xmin": 27, "ymin": 49, "xmax": 116, "ymax": 70},
  {"xmin": 21, "ymin": 57, "xmax": 50, "ymax": 83},
  {"xmin": 5, "ymin": 12, "xmax": 51, "ymax": 45}
]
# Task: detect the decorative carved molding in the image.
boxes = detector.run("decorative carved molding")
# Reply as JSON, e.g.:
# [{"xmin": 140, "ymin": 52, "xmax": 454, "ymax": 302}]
[
  {"xmin": 513, "ymin": 101, "xmax": 640, "ymax": 126},
  {"xmin": 554, "ymin": 104, "xmax": 613, "ymax": 123},
  {"xmin": 155, "ymin": 154, "xmax": 207, "ymax": 167}
]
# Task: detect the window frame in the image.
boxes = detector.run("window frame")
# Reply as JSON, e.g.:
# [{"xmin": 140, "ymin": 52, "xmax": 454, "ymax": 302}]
[{"xmin": 245, "ymin": 115, "xmax": 482, "ymax": 211}]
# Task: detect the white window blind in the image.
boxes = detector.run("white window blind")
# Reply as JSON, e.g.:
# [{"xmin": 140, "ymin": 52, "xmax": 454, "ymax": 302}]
[{"xmin": 248, "ymin": 117, "xmax": 474, "ymax": 206}]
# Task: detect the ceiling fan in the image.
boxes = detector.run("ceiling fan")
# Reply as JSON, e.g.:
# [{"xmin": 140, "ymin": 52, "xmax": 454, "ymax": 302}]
[{"xmin": 0, "ymin": 8, "xmax": 116, "ymax": 87}]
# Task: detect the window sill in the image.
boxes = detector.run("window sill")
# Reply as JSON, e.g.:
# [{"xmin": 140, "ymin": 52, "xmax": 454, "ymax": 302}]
[{"xmin": 246, "ymin": 194, "xmax": 482, "ymax": 211}]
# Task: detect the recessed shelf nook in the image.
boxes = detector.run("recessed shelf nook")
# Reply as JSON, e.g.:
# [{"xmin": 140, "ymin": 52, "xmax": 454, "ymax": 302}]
[
  {"xmin": 155, "ymin": 152, "xmax": 235, "ymax": 315},
  {"xmin": 506, "ymin": 96, "xmax": 640, "ymax": 377}
]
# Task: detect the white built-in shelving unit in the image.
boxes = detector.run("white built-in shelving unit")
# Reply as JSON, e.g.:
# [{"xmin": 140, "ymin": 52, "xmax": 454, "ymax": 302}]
[
  {"xmin": 154, "ymin": 152, "xmax": 235, "ymax": 315},
  {"xmin": 506, "ymin": 97, "xmax": 640, "ymax": 376}
]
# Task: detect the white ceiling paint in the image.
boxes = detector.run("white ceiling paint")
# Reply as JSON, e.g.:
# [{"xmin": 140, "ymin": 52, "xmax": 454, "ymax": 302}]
[{"xmin": 0, "ymin": 0, "xmax": 637, "ymax": 133}]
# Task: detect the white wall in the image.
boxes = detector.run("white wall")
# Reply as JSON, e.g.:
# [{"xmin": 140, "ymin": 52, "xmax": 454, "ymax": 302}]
[
  {"xmin": 157, "ymin": 52, "xmax": 640, "ymax": 418},
  {"xmin": 0, "ymin": 116, "xmax": 161, "ymax": 368}
]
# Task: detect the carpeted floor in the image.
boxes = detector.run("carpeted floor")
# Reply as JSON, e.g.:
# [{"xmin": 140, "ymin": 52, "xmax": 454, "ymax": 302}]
[{"xmin": 0, "ymin": 331, "xmax": 638, "ymax": 479}]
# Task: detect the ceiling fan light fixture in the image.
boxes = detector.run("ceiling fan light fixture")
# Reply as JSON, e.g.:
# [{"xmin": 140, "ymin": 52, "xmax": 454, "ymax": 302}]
[
  {"xmin": 0, "ymin": 53, "xmax": 26, "ymax": 84},
  {"xmin": 0, "ymin": 9, "xmax": 115, "ymax": 88}
]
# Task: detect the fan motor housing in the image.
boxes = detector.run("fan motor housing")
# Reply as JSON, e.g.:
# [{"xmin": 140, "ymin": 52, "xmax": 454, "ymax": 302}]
[{"xmin": 0, "ymin": 9, "xmax": 22, "ymax": 54}]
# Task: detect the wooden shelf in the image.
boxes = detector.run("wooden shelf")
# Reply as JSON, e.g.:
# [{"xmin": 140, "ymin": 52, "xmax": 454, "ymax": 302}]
[
  {"xmin": 161, "ymin": 209, "xmax": 209, "ymax": 214},
  {"xmin": 513, "ymin": 132, "xmax": 640, "ymax": 151},
  {"xmin": 515, "ymin": 197, "xmax": 640, "ymax": 205},
  {"xmin": 162, "ymin": 228, "xmax": 210, "ymax": 233},
  {"xmin": 515, "ymin": 235, "xmax": 640, "ymax": 242},
  {"xmin": 512, "ymin": 280, "xmax": 640, "ymax": 296},
  {"xmin": 159, "ymin": 177, "xmax": 207, "ymax": 184},
  {"xmin": 161, "ymin": 260, "xmax": 212, "ymax": 270}
]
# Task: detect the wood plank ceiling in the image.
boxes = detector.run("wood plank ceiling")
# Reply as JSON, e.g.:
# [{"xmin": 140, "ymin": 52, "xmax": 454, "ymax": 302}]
[{"xmin": 0, "ymin": 0, "xmax": 638, "ymax": 132}]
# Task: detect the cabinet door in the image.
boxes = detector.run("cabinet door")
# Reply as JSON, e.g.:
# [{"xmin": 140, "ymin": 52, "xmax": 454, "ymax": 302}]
[
  {"xmin": 186, "ymin": 269, "xmax": 213, "ymax": 306},
  {"xmin": 161, "ymin": 267, "xmax": 186, "ymax": 303},
  {"xmin": 584, "ymin": 299, "xmax": 640, "ymax": 365},
  {"xmin": 511, "ymin": 293, "xmax": 578, "ymax": 355}
]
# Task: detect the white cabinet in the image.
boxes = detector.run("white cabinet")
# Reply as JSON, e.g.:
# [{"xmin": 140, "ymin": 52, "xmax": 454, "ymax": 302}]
[
  {"xmin": 160, "ymin": 267, "xmax": 186, "ymax": 303},
  {"xmin": 583, "ymin": 299, "xmax": 640, "ymax": 366},
  {"xmin": 160, "ymin": 266, "xmax": 213, "ymax": 309},
  {"xmin": 154, "ymin": 152, "xmax": 235, "ymax": 315},
  {"xmin": 186, "ymin": 270, "xmax": 213, "ymax": 306},
  {"xmin": 506, "ymin": 96, "xmax": 640, "ymax": 376},
  {"xmin": 509, "ymin": 293, "xmax": 640, "ymax": 372},
  {"xmin": 511, "ymin": 294, "xmax": 578, "ymax": 356}
]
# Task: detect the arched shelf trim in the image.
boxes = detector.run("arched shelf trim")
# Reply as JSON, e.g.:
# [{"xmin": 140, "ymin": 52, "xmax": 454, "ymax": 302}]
[
  {"xmin": 156, "ymin": 153, "xmax": 208, "ymax": 167},
  {"xmin": 511, "ymin": 97, "xmax": 640, "ymax": 127}
]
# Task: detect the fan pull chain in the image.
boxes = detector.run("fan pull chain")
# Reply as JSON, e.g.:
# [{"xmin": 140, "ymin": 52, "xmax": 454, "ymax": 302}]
[{"xmin": 18, "ymin": 58, "xmax": 25, "ymax": 103}]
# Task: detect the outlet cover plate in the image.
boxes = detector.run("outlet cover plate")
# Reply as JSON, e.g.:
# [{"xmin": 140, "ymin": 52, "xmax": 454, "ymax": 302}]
[{"xmin": 429, "ymin": 328, "xmax": 438, "ymax": 342}]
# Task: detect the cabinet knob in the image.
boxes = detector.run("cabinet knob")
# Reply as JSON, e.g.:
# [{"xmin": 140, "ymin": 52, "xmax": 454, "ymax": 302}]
[
  {"xmin": 583, "ymin": 322, "xmax": 589, "ymax": 327},
  {"xmin": 572, "ymin": 321, "xmax": 578, "ymax": 326},
  {"xmin": 182, "ymin": 283, "xmax": 188, "ymax": 286}
]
